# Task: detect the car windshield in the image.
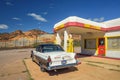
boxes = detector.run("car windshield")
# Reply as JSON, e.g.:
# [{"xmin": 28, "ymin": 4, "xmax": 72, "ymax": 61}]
[{"xmin": 42, "ymin": 45, "xmax": 64, "ymax": 53}]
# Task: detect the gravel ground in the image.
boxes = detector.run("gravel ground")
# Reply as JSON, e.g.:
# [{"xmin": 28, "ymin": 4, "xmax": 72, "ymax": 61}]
[
  {"xmin": 0, "ymin": 48, "xmax": 34, "ymax": 80},
  {"xmin": 25, "ymin": 56, "xmax": 120, "ymax": 80},
  {"xmin": 0, "ymin": 48, "xmax": 120, "ymax": 80}
]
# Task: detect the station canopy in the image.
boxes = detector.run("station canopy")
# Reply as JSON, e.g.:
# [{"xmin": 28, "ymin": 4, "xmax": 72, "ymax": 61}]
[{"xmin": 53, "ymin": 16, "xmax": 120, "ymax": 34}]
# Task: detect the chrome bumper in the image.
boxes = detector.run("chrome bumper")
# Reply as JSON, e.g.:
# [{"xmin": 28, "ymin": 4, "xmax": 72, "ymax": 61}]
[{"xmin": 46, "ymin": 60, "xmax": 81, "ymax": 70}]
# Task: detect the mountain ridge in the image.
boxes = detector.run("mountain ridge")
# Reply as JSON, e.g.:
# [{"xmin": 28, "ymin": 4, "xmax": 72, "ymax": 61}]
[{"xmin": 0, "ymin": 29, "xmax": 48, "ymax": 41}]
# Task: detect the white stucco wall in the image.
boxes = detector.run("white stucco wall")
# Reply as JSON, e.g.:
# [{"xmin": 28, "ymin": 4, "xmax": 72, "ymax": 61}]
[
  {"xmin": 105, "ymin": 30, "xmax": 120, "ymax": 36},
  {"xmin": 105, "ymin": 31, "xmax": 120, "ymax": 58},
  {"xmin": 106, "ymin": 51, "xmax": 120, "ymax": 58}
]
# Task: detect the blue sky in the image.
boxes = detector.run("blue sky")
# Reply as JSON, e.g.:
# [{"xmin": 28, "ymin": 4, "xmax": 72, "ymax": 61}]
[{"xmin": 0, "ymin": 0, "xmax": 120, "ymax": 33}]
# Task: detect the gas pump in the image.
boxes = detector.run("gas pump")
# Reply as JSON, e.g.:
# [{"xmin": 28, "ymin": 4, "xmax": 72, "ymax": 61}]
[
  {"xmin": 98, "ymin": 38, "xmax": 105, "ymax": 56},
  {"xmin": 67, "ymin": 34, "xmax": 74, "ymax": 52}
]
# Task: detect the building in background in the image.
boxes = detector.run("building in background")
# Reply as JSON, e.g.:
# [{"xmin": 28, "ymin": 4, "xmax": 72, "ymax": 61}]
[{"xmin": 54, "ymin": 16, "xmax": 120, "ymax": 58}]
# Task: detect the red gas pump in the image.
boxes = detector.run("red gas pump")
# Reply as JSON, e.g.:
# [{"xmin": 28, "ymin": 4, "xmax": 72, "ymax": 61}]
[{"xmin": 98, "ymin": 38, "xmax": 105, "ymax": 56}]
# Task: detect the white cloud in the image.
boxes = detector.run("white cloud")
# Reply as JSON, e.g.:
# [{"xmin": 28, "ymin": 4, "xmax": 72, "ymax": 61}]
[
  {"xmin": 0, "ymin": 24, "xmax": 8, "ymax": 29},
  {"xmin": 43, "ymin": 12, "xmax": 48, "ymax": 15},
  {"xmin": 12, "ymin": 17, "xmax": 21, "ymax": 20},
  {"xmin": 6, "ymin": 2, "xmax": 13, "ymax": 6},
  {"xmin": 17, "ymin": 24, "xmax": 23, "ymax": 26},
  {"xmin": 27, "ymin": 13, "xmax": 47, "ymax": 22},
  {"xmin": 99, "ymin": 17, "xmax": 104, "ymax": 22},
  {"xmin": 87, "ymin": 17, "xmax": 105, "ymax": 22},
  {"xmin": 87, "ymin": 18, "xmax": 92, "ymax": 21},
  {"xmin": 93, "ymin": 17, "xmax": 105, "ymax": 22},
  {"xmin": 93, "ymin": 18, "xmax": 99, "ymax": 22}
]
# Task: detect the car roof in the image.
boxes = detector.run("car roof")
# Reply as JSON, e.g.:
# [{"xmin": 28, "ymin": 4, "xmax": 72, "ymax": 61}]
[{"xmin": 38, "ymin": 44, "xmax": 59, "ymax": 47}]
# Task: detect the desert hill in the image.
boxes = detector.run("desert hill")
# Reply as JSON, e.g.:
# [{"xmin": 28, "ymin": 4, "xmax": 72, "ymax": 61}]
[{"xmin": 0, "ymin": 29, "xmax": 48, "ymax": 41}]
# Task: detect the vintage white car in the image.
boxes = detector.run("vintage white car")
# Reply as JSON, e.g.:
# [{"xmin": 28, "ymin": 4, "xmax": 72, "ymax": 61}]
[{"xmin": 31, "ymin": 44, "xmax": 80, "ymax": 72}]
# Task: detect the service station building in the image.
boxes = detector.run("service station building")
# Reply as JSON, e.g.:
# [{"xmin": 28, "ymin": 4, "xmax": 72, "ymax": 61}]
[{"xmin": 53, "ymin": 16, "xmax": 120, "ymax": 58}]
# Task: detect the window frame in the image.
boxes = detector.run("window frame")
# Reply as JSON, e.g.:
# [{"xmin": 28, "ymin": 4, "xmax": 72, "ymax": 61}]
[
  {"xmin": 107, "ymin": 36, "xmax": 120, "ymax": 50},
  {"xmin": 84, "ymin": 38, "xmax": 97, "ymax": 49}
]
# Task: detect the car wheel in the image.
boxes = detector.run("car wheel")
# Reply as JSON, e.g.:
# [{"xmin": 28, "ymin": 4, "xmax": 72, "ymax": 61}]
[
  {"xmin": 40, "ymin": 67, "xmax": 46, "ymax": 72},
  {"xmin": 32, "ymin": 55, "xmax": 35, "ymax": 62},
  {"xmin": 39, "ymin": 63, "xmax": 46, "ymax": 72}
]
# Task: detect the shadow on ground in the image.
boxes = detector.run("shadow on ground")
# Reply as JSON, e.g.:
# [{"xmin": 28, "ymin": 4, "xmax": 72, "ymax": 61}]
[
  {"xmin": 47, "ymin": 67, "xmax": 78, "ymax": 76},
  {"xmin": 77, "ymin": 54, "xmax": 92, "ymax": 58}
]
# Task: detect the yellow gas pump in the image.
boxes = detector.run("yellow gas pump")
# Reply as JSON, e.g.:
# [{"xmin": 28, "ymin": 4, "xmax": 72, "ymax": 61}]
[
  {"xmin": 54, "ymin": 35, "xmax": 57, "ymax": 44},
  {"xmin": 67, "ymin": 34, "xmax": 74, "ymax": 52},
  {"xmin": 54, "ymin": 39, "xmax": 57, "ymax": 44}
]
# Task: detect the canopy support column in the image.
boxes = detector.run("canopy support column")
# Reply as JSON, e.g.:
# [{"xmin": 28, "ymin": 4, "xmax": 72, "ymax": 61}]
[
  {"xmin": 64, "ymin": 30, "xmax": 68, "ymax": 52},
  {"xmin": 55, "ymin": 33, "xmax": 61, "ymax": 45}
]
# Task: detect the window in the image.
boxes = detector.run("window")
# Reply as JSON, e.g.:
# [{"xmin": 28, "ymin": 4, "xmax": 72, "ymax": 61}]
[
  {"xmin": 99, "ymin": 38, "xmax": 105, "ymax": 45},
  {"xmin": 42, "ymin": 45, "xmax": 64, "ymax": 53},
  {"xmin": 36, "ymin": 46, "xmax": 42, "ymax": 52},
  {"xmin": 36, "ymin": 46, "xmax": 39, "ymax": 51},
  {"xmin": 85, "ymin": 39, "xmax": 96, "ymax": 49},
  {"xmin": 107, "ymin": 37, "xmax": 120, "ymax": 49}
]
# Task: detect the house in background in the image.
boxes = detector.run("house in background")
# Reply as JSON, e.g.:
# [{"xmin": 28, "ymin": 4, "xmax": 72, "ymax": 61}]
[{"xmin": 53, "ymin": 16, "xmax": 120, "ymax": 58}]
